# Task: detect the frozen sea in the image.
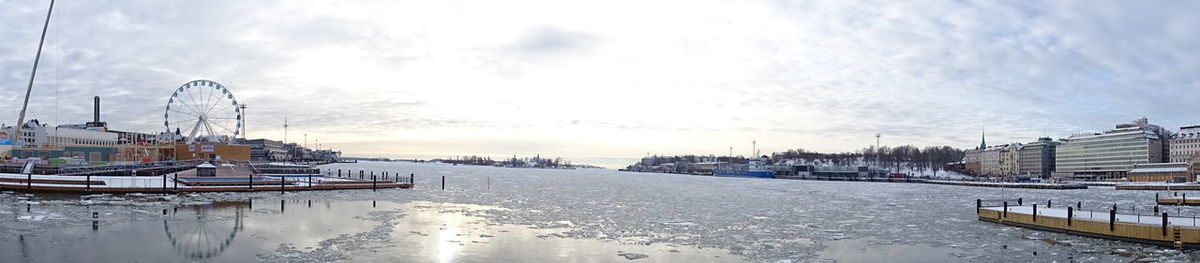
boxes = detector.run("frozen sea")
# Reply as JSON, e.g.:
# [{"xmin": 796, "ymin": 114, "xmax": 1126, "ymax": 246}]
[{"xmin": 2, "ymin": 161, "xmax": 1200, "ymax": 262}]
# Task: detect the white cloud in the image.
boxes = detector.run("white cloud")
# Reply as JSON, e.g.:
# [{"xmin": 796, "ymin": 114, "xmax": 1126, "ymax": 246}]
[{"xmin": 2, "ymin": 0, "xmax": 1199, "ymax": 166}]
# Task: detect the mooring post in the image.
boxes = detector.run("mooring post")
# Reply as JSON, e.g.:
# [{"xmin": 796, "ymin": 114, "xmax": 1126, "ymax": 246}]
[
  {"xmin": 441, "ymin": 175, "xmax": 446, "ymax": 190},
  {"xmin": 1033, "ymin": 203, "xmax": 1038, "ymax": 222},
  {"xmin": 1047, "ymin": 199, "xmax": 1052, "ymax": 208},
  {"xmin": 1163, "ymin": 213, "xmax": 1169, "ymax": 236},
  {"xmin": 308, "ymin": 174, "xmax": 313, "ymax": 190},
  {"xmin": 26, "ymin": 173, "xmax": 32, "ymax": 191},
  {"xmin": 1110, "ymin": 209, "xmax": 1116, "ymax": 231},
  {"xmin": 410, "ymin": 173, "xmax": 414, "ymax": 185},
  {"xmin": 338, "ymin": 169, "xmax": 342, "ymax": 177},
  {"xmin": 1003, "ymin": 202, "xmax": 1008, "ymax": 218},
  {"xmin": 1067, "ymin": 207, "xmax": 1074, "ymax": 226},
  {"xmin": 976, "ymin": 199, "xmax": 981, "ymax": 213},
  {"xmin": 248, "ymin": 172, "xmax": 254, "ymax": 191},
  {"xmin": 1018, "ymin": 198, "xmax": 1023, "ymax": 206},
  {"xmin": 173, "ymin": 173, "xmax": 178, "ymax": 192},
  {"xmin": 281, "ymin": 176, "xmax": 286, "ymax": 194},
  {"xmin": 161, "ymin": 173, "xmax": 167, "ymax": 195},
  {"xmin": 372, "ymin": 175, "xmax": 377, "ymax": 192},
  {"xmin": 86, "ymin": 174, "xmax": 92, "ymax": 192},
  {"xmin": 1077, "ymin": 201, "xmax": 1081, "ymax": 209},
  {"xmin": 1155, "ymin": 205, "xmax": 1160, "ymax": 214},
  {"xmin": 359, "ymin": 170, "xmax": 363, "ymax": 180}
]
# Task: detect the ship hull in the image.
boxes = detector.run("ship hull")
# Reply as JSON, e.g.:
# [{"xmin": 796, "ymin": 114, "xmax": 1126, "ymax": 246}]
[{"xmin": 713, "ymin": 170, "xmax": 775, "ymax": 178}]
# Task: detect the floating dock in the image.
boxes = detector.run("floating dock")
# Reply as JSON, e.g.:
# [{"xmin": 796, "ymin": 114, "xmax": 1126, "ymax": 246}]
[
  {"xmin": 927, "ymin": 180, "xmax": 1087, "ymax": 190},
  {"xmin": 1157, "ymin": 193, "xmax": 1200, "ymax": 206},
  {"xmin": 0, "ymin": 163, "xmax": 415, "ymax": 193},
  {"xmin": 978, "ymin": 200, "xmax": 1200, "ymax": 249}
]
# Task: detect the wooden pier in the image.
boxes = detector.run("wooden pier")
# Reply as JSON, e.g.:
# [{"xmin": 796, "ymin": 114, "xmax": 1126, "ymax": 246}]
[
  {"xmin": 1157, "ymin": 193, "xmax": 1200, "ymax": 206},
  {"xmin": 978, "ymin": 200, "xmax": 1200, "ymax": 249},
  {"xmin": 0, "ymin": 167, "xmax": 415, "ymax": 194}
]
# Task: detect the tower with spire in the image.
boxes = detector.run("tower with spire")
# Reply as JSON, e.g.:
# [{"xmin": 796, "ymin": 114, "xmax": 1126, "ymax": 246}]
[{"xmin": 979, "ymin": 128, "xmax": 987, "ymax": 150}]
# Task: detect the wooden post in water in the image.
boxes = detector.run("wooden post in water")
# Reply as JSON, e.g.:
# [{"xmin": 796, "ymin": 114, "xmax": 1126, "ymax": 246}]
[
  {"xmin": 1155, "ymin": 205, "xmax": 1159, "ymax": 214},
  {"xmin": 281, "ymin": 176, "xmax": 286, "ymax": 194},
  {"xmin": 308, "ymin": 174, "xmax": 313, "ymax": 190},
  {"xmin": 27, "ymin": 173, "xmax": 32, "ymax": 191},
  {"xmin": 1110, "ymin": 209, "xmax": 1116, "ymax": 231},
  {"xmin": 173, "ymin": 173, "xmax": 178, "ymax": 192},
  {"xmin": 1047, "ymin": 199, "xmax": 1051, "ymax": 208},
  {"xmin": 86, "ymin": 174, "xmax": 91, "ymax": 192},
  {"xmin": 1067, "ymin": 207, "xmax": 1074, "ymax": 226},
  {"xmin": 338, "ymin": 169, "xmax": 342, "ymax": 177},
  {"xmin": 1077, "ymin": 201, "xmax": 1081, "ymax": 209},
  {"xmin": 1163, "ymin": 213, "xmax": 1169, "ymax": 236},
  {"xmin": 1033, "ymin": 203, "xmax": 1038, "ymax": 222},
  {"xmin": 976, "ymin": 199, "xmax": 981, "ymax": 213},
  {"xmin": 161, "ymin": 173, "xmax": 167, "ymax": 195},
  {"xmin": 1018, "ymin": 198, "xmax": 1023, "ymax": 206},
  {"xmin": 372, "ymin": 175, "xmax": 377, "ymax": 192},
  {"xmin": 441, "ymin": 175, "xmax": 445, "ymax": 190},
  {"xmin": 248, "ymin": 172, "xmax": 254, "ymax": 191},
  {"xmin": 1002, "ymin": 202, "xmax": 1008, "ymax": 218},
  {"xmin": 410, "ymin": 173, "xmax": 414, "ymax": 185}
]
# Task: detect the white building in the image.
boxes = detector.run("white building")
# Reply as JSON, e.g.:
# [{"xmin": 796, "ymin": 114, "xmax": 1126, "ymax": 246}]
[
  {"xmin": 1170, "ymin": 125, "xmax": 1200, "ymax": 163},
  {"xmin": 1055, "ymin": 118, "xmax": 1168, "ymax": 179},
  {"xmin": 980, "ymin": 144, "xmax": 1008, "ymax": 176},
  {"xmin": 1, "ymin": 119, "xmax": 118, "ymax": 148}
]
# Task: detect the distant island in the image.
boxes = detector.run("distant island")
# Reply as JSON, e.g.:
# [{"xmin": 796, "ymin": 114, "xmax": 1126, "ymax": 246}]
[{"xmin": 429, "ymin": 155, "xmax": 604, "ymax": 169}]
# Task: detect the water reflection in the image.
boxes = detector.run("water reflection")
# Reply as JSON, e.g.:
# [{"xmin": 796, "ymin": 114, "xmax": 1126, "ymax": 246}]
[{"xmin": 163, "ymin": 201, "xmax": 247, "ymax": 259}]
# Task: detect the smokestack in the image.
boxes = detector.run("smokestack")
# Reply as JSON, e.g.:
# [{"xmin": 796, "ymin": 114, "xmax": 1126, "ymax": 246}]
[{"xmin": 94, "ymin": 96, "xmax": 100, "ymax": 123}]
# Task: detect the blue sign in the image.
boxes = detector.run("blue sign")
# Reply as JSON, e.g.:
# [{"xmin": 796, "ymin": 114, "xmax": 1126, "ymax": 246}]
[{"xmin": 0, "ymin": 138, "xmax": 11, "ymax": 146}]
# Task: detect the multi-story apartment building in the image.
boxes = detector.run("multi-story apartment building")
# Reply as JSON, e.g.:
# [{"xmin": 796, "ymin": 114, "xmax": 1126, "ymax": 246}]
[
  {"xmin": 980, "ymin": 144, "xmax": 1007, "ymax": 176},
  {"xmin": 1170, "ymin": 125, "xmax": 1200, "ymax": 163},
  {"xmin": 999, "ymin": 144, "xmax": 1021, "ymax": 176},
  {"xmin": 1018, "ymin": 137, "xmax": 1060, "ymax": 178},
  {"xmin": 964, "ymin": 149, "xmax": 982, "ymax": 175},
  {"xmin": 1054, "ymin": 118, "xmax": 1169, "ymax": 179}
]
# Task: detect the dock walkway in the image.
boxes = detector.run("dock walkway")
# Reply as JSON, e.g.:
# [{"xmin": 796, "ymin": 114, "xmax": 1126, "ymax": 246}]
[
  {"xmin": 979, "ymin": 202, "xmax": 1200, "ymax": 248},
  {"xmin": 0, "ymin": 171, "xmax": 412, "ymax": 193}
]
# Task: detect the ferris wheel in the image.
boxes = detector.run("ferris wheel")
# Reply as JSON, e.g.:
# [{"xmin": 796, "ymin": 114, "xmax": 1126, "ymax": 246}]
[{"xmin": 165, "ymin": 80, "xmax": 242, "ymax": 143}]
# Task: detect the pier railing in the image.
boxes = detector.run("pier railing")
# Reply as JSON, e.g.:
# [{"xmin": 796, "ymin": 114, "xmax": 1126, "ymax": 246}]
[{"xmin": 978, "ymin": 198, "xmax": 1200, "ymax": 228}]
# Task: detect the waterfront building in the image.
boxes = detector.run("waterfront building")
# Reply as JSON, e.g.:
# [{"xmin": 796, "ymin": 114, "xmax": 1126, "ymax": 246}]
[
  {"xmin": 979, "ymin": 145, "xmax": 1006, "ymax": 176},
  {"xmin": 235, "ymin": 138, "xmax": 289, "ymax": 161},
  {"xmin": 1126, "ymin": 162, "xmax": 1190, "ymax": 182},
  {"xmin": 1170, "ymin": 125, "xmax": 1200, "ymax": 163},
  {"xmin": 964, "ymin": 149, "xmax": 982, "ymax": 175},
  {"xmin": 1017, "ymin": 137, "xmax": 1060, "ymax": 178},
  {"xmin": 1054, "ymin": 118, "xmax": 1169, "ymax": 180},
  {"xmin": 1, "ymin": 120, "xmax": 120, "ymax": 162},
  {"xmin": 999, "ymin": 143, "xmax": 1021, "ymax": 176},
  {"xmin": 963, "ymin": 130, "xmax": 987, "ymax": 176}
]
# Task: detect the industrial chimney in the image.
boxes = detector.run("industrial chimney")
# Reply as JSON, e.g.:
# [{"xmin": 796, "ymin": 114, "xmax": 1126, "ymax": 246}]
[
  {"xmin": 86, "ymin": 96, "xmax": 107, "ymax": 129},
  {"xmin": 94, "ymin": 96, "xmax": 100, "ymax": 123}
]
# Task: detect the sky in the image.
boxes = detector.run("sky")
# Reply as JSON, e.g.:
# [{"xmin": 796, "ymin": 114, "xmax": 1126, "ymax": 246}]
[{"xmin": 2, "ymin": 0, "xmax": 1199, "ymax": 168}]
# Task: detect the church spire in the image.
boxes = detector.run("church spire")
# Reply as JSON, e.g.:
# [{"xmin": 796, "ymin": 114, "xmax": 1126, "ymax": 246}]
[{"xmin": 979, "ymin": 127, "xmax": 987, "ymax": 150}]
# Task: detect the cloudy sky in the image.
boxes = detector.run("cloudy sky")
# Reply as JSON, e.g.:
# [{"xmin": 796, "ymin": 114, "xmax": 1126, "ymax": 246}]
[{"xmin": 2, "ymin": 0, "xmax": 1199, "ymax": 167}]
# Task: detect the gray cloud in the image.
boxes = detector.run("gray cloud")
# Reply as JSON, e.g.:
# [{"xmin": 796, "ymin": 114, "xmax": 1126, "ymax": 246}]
[{"xmin": 2, "ymin": 0, "xmax": 1200, "ymax": 159}]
